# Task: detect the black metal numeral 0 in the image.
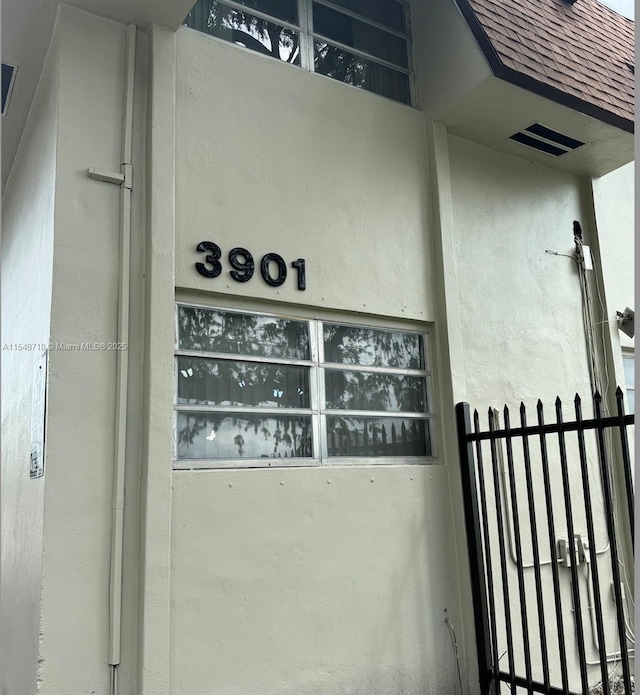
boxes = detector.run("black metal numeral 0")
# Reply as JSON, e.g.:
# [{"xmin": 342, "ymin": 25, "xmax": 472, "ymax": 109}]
[
  {"xmin": 229, "ymin": 247, "xmax": 255, "ymax": 283},
  {"xmin": 260, "ymin": 253, "xmax": 287, "ymax": 287},
  {"xmin": 291, "ymin": 258, "xmax": 306, "ymax": 290},
  {"xmin": 195, "ymin": 241, "xmax": 222, "ymax": 278}
]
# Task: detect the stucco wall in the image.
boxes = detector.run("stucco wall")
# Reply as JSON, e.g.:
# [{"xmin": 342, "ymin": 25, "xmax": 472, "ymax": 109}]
[
  {"xmin": 0, "ymin": 29, "xmax": 58, "ymax": 695},
  {"xmin": 175, "ymin": 28, "xmax": 434, "ymax": 323},
  {"xmin": 5, "ymin": 5, "xmax": 632, "ymax": 694},
  {"xmin": 445, "ymin": 135, "xmax": 634, "ymax": 690},
  {"xmin": 410, "ymin": 0, "xmax": 491, "ymax": 117},
  {"xmin": 171, "ymin": 465, "xmax": 461, "ymax": 695},
  {"xmin": 29, "ymin": 8, "xmax": 142, "ymax": 695},
  {"xmin": 167, "ymin": 29, "xmax": 466, "ymax": 695},
  {"xmin": 447, "ymin": 135, "xmax": 594, "ymax": 410}
]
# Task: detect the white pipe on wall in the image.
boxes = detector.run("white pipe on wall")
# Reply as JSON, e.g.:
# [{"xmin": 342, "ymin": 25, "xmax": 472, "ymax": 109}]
[{"xmin": 109, "ymin": 22, "xmax": 136, "ymax": 674}]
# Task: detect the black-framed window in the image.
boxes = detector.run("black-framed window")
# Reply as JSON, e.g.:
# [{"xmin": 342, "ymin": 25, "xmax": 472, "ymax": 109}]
[
  {"xmin": 175, "ymin": 304, "xmax": 435, "ymax": 467},
  {"xmin": 183, "ymin": 0, "xmax": 414, "ymax": 105}
]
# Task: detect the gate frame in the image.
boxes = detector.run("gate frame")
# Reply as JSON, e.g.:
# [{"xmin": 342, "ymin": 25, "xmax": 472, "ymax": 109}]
[{"xmin": 455, "ymin": 389, "xmax": 634, "ymax": 695}]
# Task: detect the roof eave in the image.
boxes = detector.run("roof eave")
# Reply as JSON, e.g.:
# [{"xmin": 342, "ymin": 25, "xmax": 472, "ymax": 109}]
[{"xmin": 453, "ymin": 0, "xmax": 635, "ymax": 135}]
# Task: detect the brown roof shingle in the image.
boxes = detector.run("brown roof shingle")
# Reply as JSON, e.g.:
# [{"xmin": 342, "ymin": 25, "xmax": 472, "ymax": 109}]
[{"xmin": 458, "ymin": 0, "xmax": 634, "ymax": 129}]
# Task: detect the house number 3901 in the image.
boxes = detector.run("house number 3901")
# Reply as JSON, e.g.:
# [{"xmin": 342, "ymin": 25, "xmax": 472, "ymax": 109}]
[{"xmin": 195, "ymin": 241, "xmax": 306, "ymax": 290}]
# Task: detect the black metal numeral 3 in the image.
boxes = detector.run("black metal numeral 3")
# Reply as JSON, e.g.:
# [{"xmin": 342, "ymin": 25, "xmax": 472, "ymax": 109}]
[{"xmin": 195, "ymin": 241, "xmax": 222, "ymax": 278}]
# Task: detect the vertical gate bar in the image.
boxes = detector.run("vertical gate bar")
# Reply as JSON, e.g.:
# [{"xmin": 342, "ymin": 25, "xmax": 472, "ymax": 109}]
[
  {"xmin": 594, "ymin": 392, "xmax": 633, "ymax": 694},
  {"xmin": 502, "ymin": 405, "xmax": 533, "ymax": 692},
  {"xmin": 519, "ymin": 403, "xmax": 551, "ymax": 694},
  {"xmin": 455, "ymin": 403, "xmax": 493, "ymax": 695},
  {"xmin": 536, "ymin": 400, "xmax": 570, "ymax": 693},
  {"xmin": 555, "ymin": 397, "xmax": 589, "ymax": 695},
  {"xmin": 615, "ymin": 387, "xmax": 634, "ymax": 548},
  {"xmin": 474, "ymin": 409, "xmax": 501, "ymax": 694},
  {"xmin": 488, "ymin": 408, "xmax": 516, "ymax": 690},
  {"xmin": 574, "ymin": 394, "xmax": 610, "ymax": 695}
]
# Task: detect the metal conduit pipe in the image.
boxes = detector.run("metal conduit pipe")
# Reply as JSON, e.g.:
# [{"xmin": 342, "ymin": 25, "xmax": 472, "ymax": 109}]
[
  {"xmin": 582, "ymin": 558, "xmax": 635, "ymax": 665},
  {"xmin": 493, "ymin": 410, "xmax": 609, "ymax": 568},
  {"xmin": 109, "ymin": 23, "xmax": 136, "ymax": 695}
]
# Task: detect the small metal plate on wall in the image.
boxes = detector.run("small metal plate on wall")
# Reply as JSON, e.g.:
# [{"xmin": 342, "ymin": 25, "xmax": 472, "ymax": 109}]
[{"xmin": 30, "ymin": 351, "xmax": 47, "ymax": 478}]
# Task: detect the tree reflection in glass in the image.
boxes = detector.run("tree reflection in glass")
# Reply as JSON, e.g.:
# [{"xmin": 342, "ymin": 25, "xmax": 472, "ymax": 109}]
[
  {"xmin": 177, "ymin": 412, "xmax": 313, "ymax": 459},
  {"xmin": 313, "ymin": 42, "xmax": 411, "ymax": 104},
  {"xmin": 323, "ymin": 323, "xmax": 423, "ymax": 369},
  {"xmin": 184, "ymin": 0, "xmax": 300, "ymax": 64},
  {"xmin": 178, "ymin": 306, "xmax": 310, "ymax": 359},
  {"xmin": 325, "ymin": 370, "xmax": 425, "ymax": 412}
]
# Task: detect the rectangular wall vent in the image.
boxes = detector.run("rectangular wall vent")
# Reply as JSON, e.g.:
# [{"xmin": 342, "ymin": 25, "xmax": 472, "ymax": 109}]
[
  {"xmin": 509, "ymin": 123, "xmax": 585, "ymax": 157},
  {"xmin": 2, "ymin": 63, "xmax": 17, "ymax": 116}
]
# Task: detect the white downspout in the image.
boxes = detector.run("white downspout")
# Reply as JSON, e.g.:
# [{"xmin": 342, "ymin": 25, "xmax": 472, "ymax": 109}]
[{"xmin": 109, "ymin": 23, "xmax": 136, "ymax": 692}]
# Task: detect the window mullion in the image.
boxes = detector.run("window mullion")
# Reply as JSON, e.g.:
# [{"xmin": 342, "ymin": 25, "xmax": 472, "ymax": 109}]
[
  {"xmin": 176, "ymin": 404, "xmax": 313, "ymax": 415},
  {"xmin": 303, "ymin": 0, "xmax": 315, "ymax": 72},
  {"xmin": 404, "ymin": 1, "xmax": 417, "ymax": 107},
  {"xmin": 176, "ymin": 349, "xmax": 313, "ymax": 368},
  {"xmin": 318, "ymin": 360, "xmax": 328, "ymax": 462},
  {"xmin": 315, "ymin": 320, "xmax": 328, "ymax": 461},
  {"xmin": 308, "ymin": 319, "xmax": 321, "ymax": 459}
]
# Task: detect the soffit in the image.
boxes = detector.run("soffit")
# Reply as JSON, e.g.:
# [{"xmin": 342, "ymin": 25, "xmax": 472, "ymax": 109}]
[{"xmin": 438, "ymin": 75, "xmax": 633, "ymax": 177}]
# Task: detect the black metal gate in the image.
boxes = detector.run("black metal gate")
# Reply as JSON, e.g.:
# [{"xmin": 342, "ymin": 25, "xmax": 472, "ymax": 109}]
[{"xmin": 456, "ymin": 389, "xmax": 634, "ymax": 695}]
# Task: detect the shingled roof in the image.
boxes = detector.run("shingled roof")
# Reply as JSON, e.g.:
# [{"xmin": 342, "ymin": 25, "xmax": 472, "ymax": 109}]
[{"xmin": 455, "ymin": 0, "xmax": 634, "ymax": 132}]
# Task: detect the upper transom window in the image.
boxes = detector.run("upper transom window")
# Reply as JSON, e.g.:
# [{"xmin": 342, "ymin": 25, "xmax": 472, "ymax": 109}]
[
  {"xmin": 175, "ymin": 305, "xmax": 435, "ymax": 468},
  {"xmin": 183, "ymin": 0, "xmax": 415, "ymax": 105}
]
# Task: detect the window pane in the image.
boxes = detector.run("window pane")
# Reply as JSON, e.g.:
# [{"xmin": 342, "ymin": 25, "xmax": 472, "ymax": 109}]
[
  {"xmin": 316, "ymin": 0, "xmax": 405, "ymax": 32},
  {"xmin": 314, "ymin": 42, "xmax": 410, "ymax": 103},
  {"xmin": 186, "ymin": 0, "xmax": 298, "ymax": 25},
  {"xmin": 325, "ymin": 370, "xmax": 425, "ymax": 411},
  {"xmin": 327, "ymin": 416, "xmax": 431, "ymax": 456},
  {"xmin": 178, "ymin": 357, "xmax": 311, "ymax": 407},
  {"xmin": 627, "ymin": 389, "xmax": 635, "ymax": 415},
  {"xmin": 177, "ymin": 412, "xmax": 313, "ymax": 459},
  {"xmin": 623, "ymin": 355, "xmax": 634, "ymax": 387},
  {"xmin": 185, "ymin": 1, "xmax": 301, "ymax": 64},
  {"xmin": 313, "ymin": 4, "xmax": 408, "ymax": 68},
  {"xmin": 178, "ymin": 306, "xmax": 310, "ymax": 359},
  {"xmin": 323, "ymin": 323, "xmax": 423, "ymax": 368}
]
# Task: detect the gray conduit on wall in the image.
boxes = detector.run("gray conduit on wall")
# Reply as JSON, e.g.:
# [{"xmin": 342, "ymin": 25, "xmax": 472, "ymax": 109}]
[{"xmin": 109, "ymin": 23, "xmax": 136, "ymax": 695}]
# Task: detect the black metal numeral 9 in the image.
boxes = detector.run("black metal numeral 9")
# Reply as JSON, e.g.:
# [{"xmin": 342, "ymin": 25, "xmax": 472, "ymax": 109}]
[
  {"xmin": 260, "ymin": 253, "xmax": 287, "ymax": 287},
  {"xmin": 229, "ymin": 247, "xmax": 254, "ymax": 283},
  {"xmin": 195, "ymin": 241, "xmax": 222, "ymax": 278}
]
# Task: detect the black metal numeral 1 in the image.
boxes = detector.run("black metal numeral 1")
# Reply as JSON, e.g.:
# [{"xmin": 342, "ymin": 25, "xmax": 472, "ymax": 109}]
[
  {"xmin": 195, "ymin": 241, "xmax": 222, "ymax": 278},
  {"xmin": 229, "ymin": 247, "xmax": 255, "ymax": 283},
  {"xmin": 291, "ymin": 258, "xmax": 306, "ymax": 291},
  {"xmin": 260, "ymin": 253, "xmax": 287, "ymax": 287}
]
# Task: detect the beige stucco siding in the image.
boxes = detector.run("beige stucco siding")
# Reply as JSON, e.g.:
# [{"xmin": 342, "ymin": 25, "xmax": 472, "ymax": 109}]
[
  {"xmin": 167, "ymin": 27, "xmax": 466, "ymax": 695},
  {"xmin": 0, "ymin": 26, "xmax": 58, "ymax": 695},
  {"xmin": 447, "ymin": 134, "xmax": 594, "ymax": 410},
  {"xmin": 171, "ymin": 465, "xmax": 461, "ymax": 695},
  {"xmin": 175, "ymin": 28, "xmax": 434, "ymax": 322}
]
